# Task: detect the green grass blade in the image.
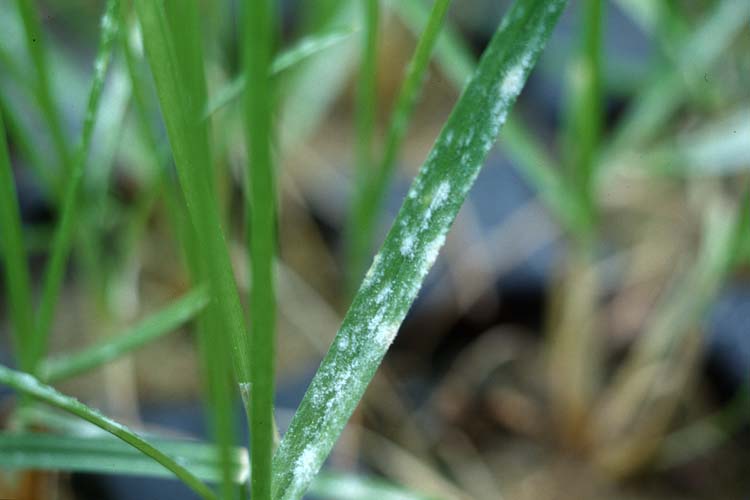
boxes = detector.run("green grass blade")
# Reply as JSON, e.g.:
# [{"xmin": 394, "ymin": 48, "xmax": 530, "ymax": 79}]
[
  {"xmin": 0, "ymin": 433, "xmax": 433, "ymax": 499},
  {"xmin": 603, "ymin": 0, "xmax": 748, "ymax": 159},
  {"xmin": 243, "ymin": 0, "xmax": 278, "ymax": 498},
  {"xmin": 203, "ymin": 28, "xmax": 355, "ymax": 119},
  {"xmin": 0, "ymin": 365, "xmax": 217, "ymax": 499},
  {"xmin": 560, "ymin": 0, "xmax": 603, "ymax": 235},
  {"xmin": 14, "ymin": 0, "xmax": 73, "ymax": 193},
  {"xmin": 271, "ymin": 2, "xmax": 568, "ymax": 498},
  {"xmin": 39, "ymin": 287, "xmax": 209, "ymax": 383},
  {"xmin": 0, "ymin": 433, "xmax": 249, "ymax": 484},
  {"xmin": 133, "ymin": 0, "xmax": 251, "ymax": 385},
  {"xmin": 390, "ymin": 0, "xmax": 579, "ymax": 233},
  {"xmin": 133, "ymin": 2, "xmax": 248, "ymax": 496},
  {"xmin": 30, "ymin": 0, "xmax": 120, "ymax": 374},
  {"xmin": 0, "ymin": 111, "xmax": 35, "ymax": 371},
  {"xmin": 310, "ymin": 472, "xmax": 440, "ymax": 500},
  {"xmin": 346, "ymin": 0, "xmax": 381, "ymax": 291},
  {"xmin": 348, "ymin": 0, "xmax": 451, "ymax": 295}
]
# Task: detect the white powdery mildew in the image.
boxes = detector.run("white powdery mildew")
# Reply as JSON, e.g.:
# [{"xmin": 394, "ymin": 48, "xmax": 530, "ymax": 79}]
[
  {"xmin": 421, "ymin": 232, "xmax": 447, "ymax": 277},
  {"xmin": 292, "ymin": 445, "xmax": 319, "ymax": 495},
  {"xmin": 400, "ymin": 232, "xmax": 415, "ymax": 256},
  {"xmin": 374, "ymin": 320, "xmax": 401, "ymax": 349},
  {"xmin": 421, "ymin": 181, "xmax": 451, "ymax": 229},
  {"xmin": 238, "ymin": 382, "xmax": 252, "ymax": 406},
  {"xmin": 361, "ymin": 253, "xmax": 382, "ymax": 288}
]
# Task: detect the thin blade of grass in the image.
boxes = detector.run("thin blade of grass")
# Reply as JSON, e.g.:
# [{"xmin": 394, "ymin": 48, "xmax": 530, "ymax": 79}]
[
  {"xmin": 0, "ymin": 112, "xmax": 35, "ymax": 371},
  {"xmin": 348, "ymin": 0, "xmax": 451, "ymax": 293},
  {"xmin": 203, "ymin": 28, "xmax": 355, "ymax": 119},
  {"xmin": 30, "ymin": 0, "xmax": 120, "ymax": 374},
  {"xmin": 39, "ymin": 287, "xmax": 209, "ymax": 382},
  {"xmin": 243, "ymin": 0, "xmax": 278, "ymax": 498},
  {"xmin": 0, "ymin": 432, "xmax": 434, "ymax": 499},
  {"xmin": 271, "ymin": 2, "xmax": 568, "ymax": 498},
  {"xmin": 602, "ymin": 0, "xmax": 748, "ymax": 161},
  {"xmin": 14, "ymin": 0, "xmax": 73, "ymax": 195},
  {"xmin": 133, "ymin": 0, "xmax": 251, "ymax": 386},
  {"xmin": 0, "ymin": 433, "xmax": 248, "ymax": 484},
  {"xmin": 346, "ymin": 0, "xmax": 381, "ymax": 291},
  {"xmin": 0, "ymin": 365, "xmax": 217, "ymax": 499}
]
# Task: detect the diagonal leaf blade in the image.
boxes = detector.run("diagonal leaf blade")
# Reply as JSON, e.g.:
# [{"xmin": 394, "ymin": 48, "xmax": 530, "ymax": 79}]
[
  {"xmin": 271, "ymin": 1, "xmax": 568, "ymax": 498},
  {"xmin": 39, "ymin": 287, "xmax": 209, "ymax": 383},
  {"xmin": 0, "ymin": 364, "xmax": 217, "ymax": 499}
]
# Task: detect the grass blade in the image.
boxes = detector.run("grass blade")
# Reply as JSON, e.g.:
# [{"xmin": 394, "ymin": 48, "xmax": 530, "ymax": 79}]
[
  {"xmin": 39, "ymin": 287, "xmax": 209, "ymax": 383},
  {"xmin": 14, "ymin": 0, "xmax": 73, "ymax": 194},
  {"xmin": 0, "ymin": 112, "xmax": 35, "ymax": 371},
  {"xmin": 0, "ymin": 433, "xmax": 433, "ymax": 499},
  {"xmin": 603, "ymin": 0, "xmax": 748, "ymax": 160},
  {"xmin": 203, "ymin": 28, "xmax": 355, "ymax": 119},
  {"xmin": 243, "ymin": 0, "xmax": 278, "ymax": 498},
  {"xmin": 0, "ymin": 365, "xmax": 217, "ymax": 499},
  {"xmin": 271, "ymin": 2, "xmax": 568, "ymax": 498},
  {"xmin": 30, "ymin": 0, "xmax": 120, "ymax": 373},
  {"xmin": 390, "ymin": 0, "xmax": 580, "ymax": 233},
  {"xmin": 346, "ymin": 0, "xmax": 380, "ymax": 291},
  {"xmin": 348, "ymin": 0, "xmax": 451, "ymax": 294},
  {"xmin": 133, "ymin": 0, "xmax": 251, "ymax": 385},
  {"xmin": 0, "ymin": 433, "xmax": 248, "ymax": 484}
]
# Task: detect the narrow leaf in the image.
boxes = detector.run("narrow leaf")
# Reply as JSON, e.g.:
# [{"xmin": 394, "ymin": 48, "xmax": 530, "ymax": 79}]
[
  {"xmin": 243, "ymin": 0, "xmax": 278, "ymax": 498},
  {"xmin": 0, "ymin": 111, "xmax": 35, "ymax": 370},
  {"xmin": 39, "ymin": 287, "xmax": 209, "ymax": 382},
  {"xmin": 0, "ymin": 433, "xmax": 248, "ymax": 484},
  {"xmin": 0, "ymin": 365, "xmax": 217, "ymax": 500},
  {"xmin": 348, "ymin": 0, "xmax": 451, "ymax": 290},
  {"xmin": 271, "ymin": 2, "xmax": 568, "ymax": 498},
  {"xmin": 30, "ymin": 0, "xmax": 120, "ymax": 373},
  {"xmin": 203, "ymin": 28, "xmax": 355, "ymax": 119}
]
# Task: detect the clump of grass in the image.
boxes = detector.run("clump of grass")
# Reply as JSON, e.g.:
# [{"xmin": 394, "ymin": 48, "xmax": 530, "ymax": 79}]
[{"xmin": 5, "ymin": 0, "xmax": 746, "ymax": 498}]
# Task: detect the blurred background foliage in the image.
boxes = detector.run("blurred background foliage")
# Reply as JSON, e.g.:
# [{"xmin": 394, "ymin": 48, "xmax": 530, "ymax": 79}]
[{"xmin": 0, "ymin": 0, "xmax": 748, "ymax": 498}]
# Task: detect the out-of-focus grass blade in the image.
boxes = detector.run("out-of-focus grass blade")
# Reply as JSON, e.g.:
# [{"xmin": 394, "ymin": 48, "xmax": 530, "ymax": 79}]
[
  {"xmin": 14, "ymin": 0, "xmax": 74, "ymax": 193},
  {"xmin": 0, "ymin": 433, "xmax": 248, "ymax": 484},
  {"xmin": 310, "ymin": 472, "xmax": 440, "ymax": 500},
  {"xmin": 642, "ymin": 109, "xmax": 750, "ymax": 177},
  {"xmin": 0, "ymin": 365, "xmax": 217, "ymax": 499},
  {"xmin": 0, "ymin": 433, "xmax": 434, "ymax": 499},
  {"xmin": 603, "ymin": 0, "xmax": 748, "ymax": 160},
  {"xmin": 30, "ymin": 0, "xmax": 120, "ymax": 374},
  {"xmin": 0, "ymin": 111, "xmax": 35, "ymax": 371},
  {"xmin": 347, "ymin": 0, "xmax": 451, "ymax": 290},
  {"xmin": 39, "ymin": 287, "xmax": 209, "ymax": 383},
  {"xmin": 271, "ymin": 2, "xmax": 568, "ymax": 498},
  {"xmin": 277, "ymin": 2, "xmax": 358, "ymax": 153},
  {"xmin": 203, "ymin": 28, "xmax": 355, "ymax": 119}
]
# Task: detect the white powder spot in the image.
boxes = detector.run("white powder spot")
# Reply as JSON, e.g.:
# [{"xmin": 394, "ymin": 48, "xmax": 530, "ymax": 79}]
[
  {"xmin": 337, "ymin": 335, "xmax": 349, "ymax": 351},
  {"xmin": 101, "ymin": 11, "xmax": 114, "ymax": 32},
  {"xmin": 367, "ymin": 306, "xmax": 386, "ymax": 334},
  {"xmin": 400, "ymin": 233, "xmax": 415, "ymax": 256},
  {"xmin": 423, "ymin": 232, "xmax": 446, "ymax": 271},
  {"xmin": 422, "ymin": 181, "xmax": 451, "ymax": 228},
  {"xmin": 445, "ymin": 130, "xmax": 454, "ymax": 144},
  {"xmin": 375, "ymin": 320, "xmax": 400, "ymax": 348},
  {"xmin": 239, "ymin": 382, "xmax": 252, "ymax": 406},
  {"xmin": 375, "ymin": 285, "xmax": 392, "ymax": 304},
  {"xmin": 362, "ymin": 254, "xmax": 381, "ymax": 288},
  {"xmin": 293, "ymin": 445, "xmax": 319, "ymax": 492},
  {"xmin": 500, "ymin": 64, "xmax": 524, "ymax": 100}
]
